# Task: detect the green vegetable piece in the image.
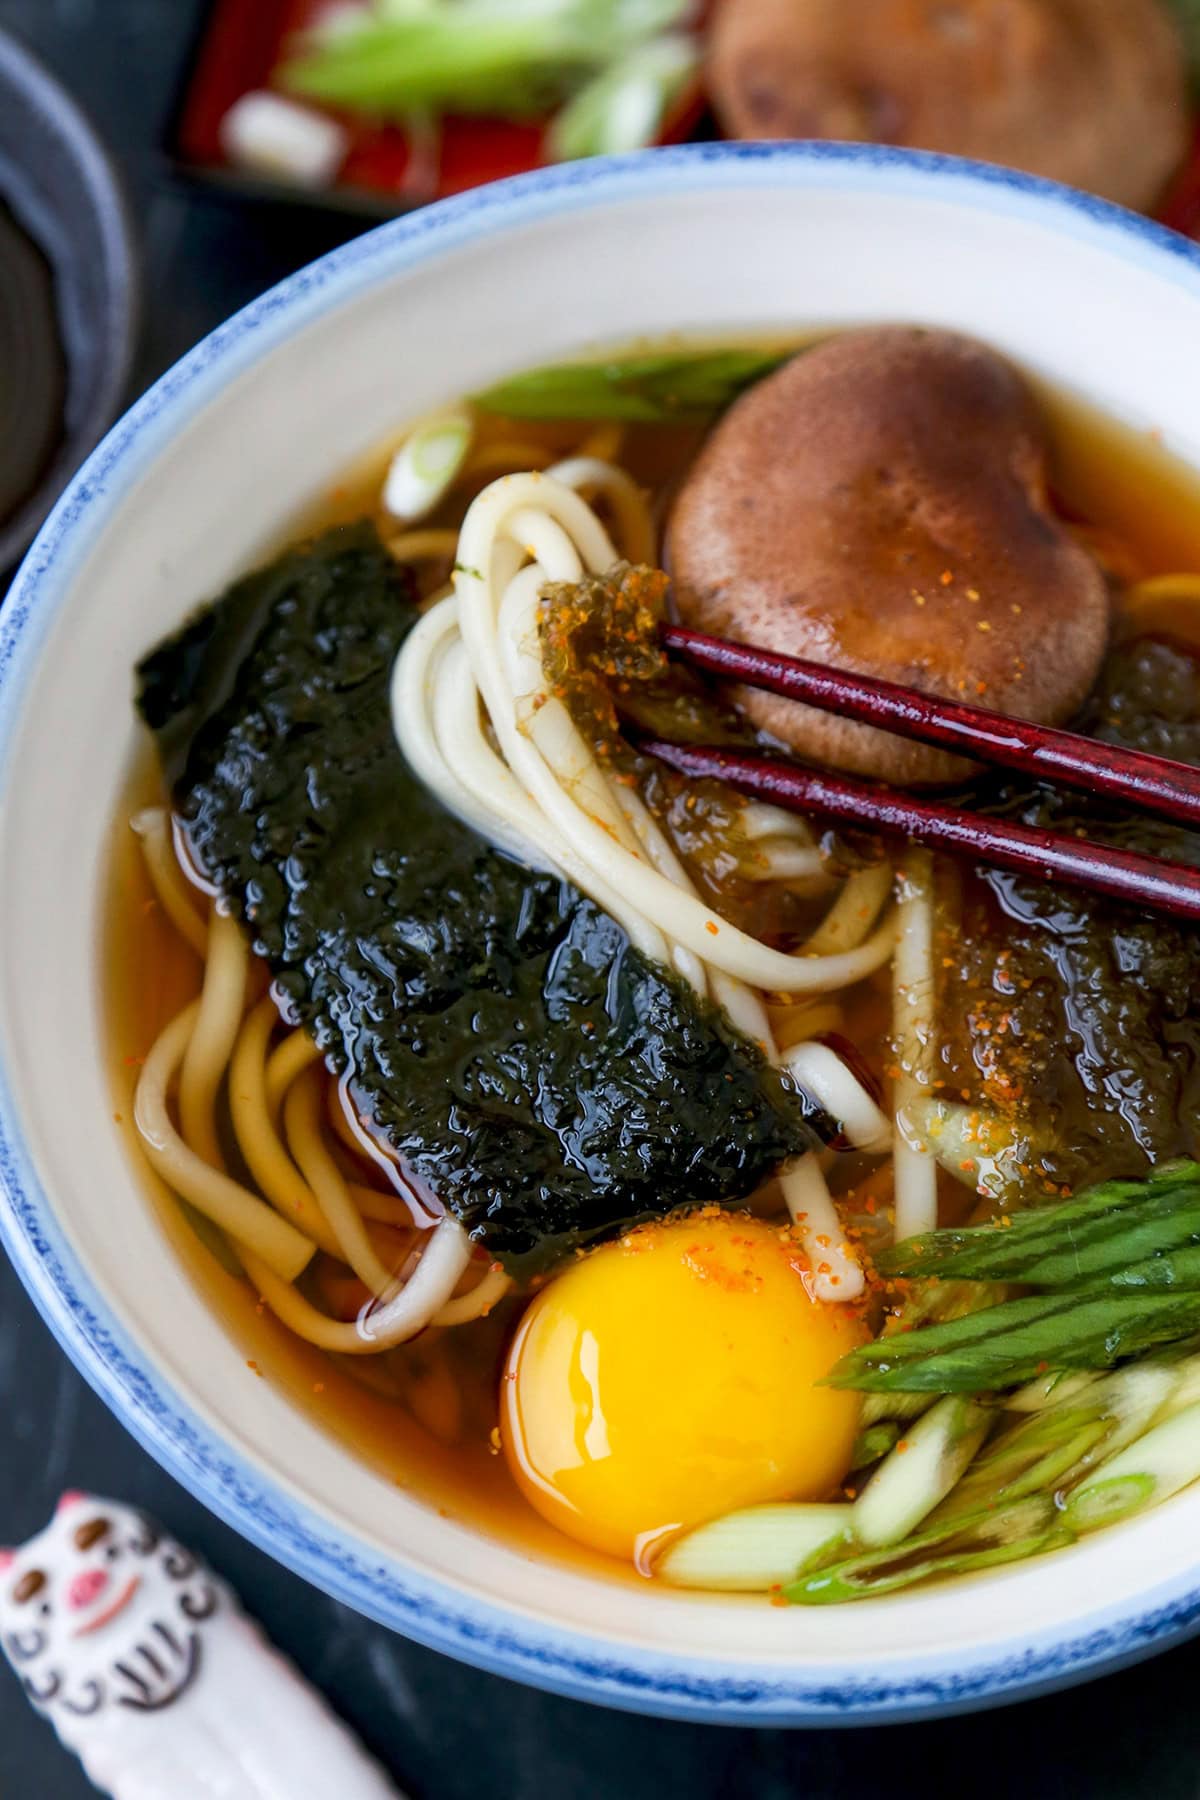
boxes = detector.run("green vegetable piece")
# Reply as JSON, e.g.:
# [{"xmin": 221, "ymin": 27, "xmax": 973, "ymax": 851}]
[
  {"xmin": 858, "ymin": 1281, "xmax": 1003, "ymax": 1428},
  {"xmin": 546, "ymin": 32, "xmax": 698, "ymax": 161},
  {"xmin": 1154, "ymin": 1345, "xmax": 1200, "ymax": 1422},
  {"xmin": 933, "ymin": 1406, "xmax": 1113, "ymax": 1523},
  {"xmin": 1061, "ymin": 1398, "xmax": 1200, "ymax": 1531},
  {"xmin": 472, "ymin": 349, "xmax": 790, "ymax": 422},
  {"xmin": 278, "ymin": 0, "xmax": 689, "ymax": 120},
  {"xmin": 656, "ymin": 1503, "xmax": 851, "ymax": 1592},
  {"xmin": 850, "ymin": 1421, "xmax": 901, "ymax": 1470},
  {"xmin": 1003, "ymin": 1369, "xmax": 1101, "ymax": 1413},
  {"xmin": 830, "ymin": 1290, "xmax": 1200, "ymax": 1394},
  {"xmin": 1086, "ymin": 1241, "xmax": 1200, "ymax": 1293},
  {"xmin": 783, "ymin": 1497, "xmax": 1070, "ymax": 1605},
  {"xmin": 858, "ymin": 1390, "xmax": 934, "ymax": 1430},
  {"xmin": 879, "ymin": 1162, "xmax": 1200, "ymax": 1284},
  {"xmin": 1064, "ymin": 1473, "xmax": 1156, "ymax": 1531},
  {"xmin": 852, "ymin": 1396, "xmax": 991, "ymax": 1548},
  {"xmin": 785, "ymin": 1525, "xmax": 1074, "ymax": 1604},
  {"xmin": 837, "ymin": 1291, "xmax": 1078, "ymax": 1370}
]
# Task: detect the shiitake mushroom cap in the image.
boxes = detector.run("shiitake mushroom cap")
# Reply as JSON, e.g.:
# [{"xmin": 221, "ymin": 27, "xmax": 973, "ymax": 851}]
[{"xmin": 667, "ymin": 327, "xmax": 1110, "ymax": 786}]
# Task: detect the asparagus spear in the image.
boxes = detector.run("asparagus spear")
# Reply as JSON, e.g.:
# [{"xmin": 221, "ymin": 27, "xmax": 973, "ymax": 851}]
[
  {"xmin": 830, "ymin": 1290, "xmax": 1200, "ymax": 1393},
  {"xmin": 879, "ymin": 1162, "xmax": 1200, "ymax": 1284},
  {"xmin": 473, "ymin": 349, "xmax": 790, "ymax": 421}
]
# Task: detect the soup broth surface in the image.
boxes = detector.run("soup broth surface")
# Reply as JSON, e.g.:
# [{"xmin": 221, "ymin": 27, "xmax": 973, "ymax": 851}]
[{"xmin": 106, "ymin": 345, "xmax": 1200, "ymax": 1573}]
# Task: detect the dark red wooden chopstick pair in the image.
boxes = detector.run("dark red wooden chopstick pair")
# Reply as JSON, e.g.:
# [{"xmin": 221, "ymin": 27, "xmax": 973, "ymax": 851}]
[{"xmin": 651, "ymin": 625, "xmax": 1200, "ymax": 923}]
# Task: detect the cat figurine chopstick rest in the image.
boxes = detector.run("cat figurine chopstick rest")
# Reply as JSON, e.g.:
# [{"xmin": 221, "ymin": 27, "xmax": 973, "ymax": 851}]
[{"xmin": 0, "ymin": 1493, "xmax": 403, "ymax": 1800}]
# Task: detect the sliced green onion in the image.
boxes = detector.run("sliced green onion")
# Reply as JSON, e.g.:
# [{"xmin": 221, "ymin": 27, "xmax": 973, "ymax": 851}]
[
  {"xmin": 935, "ymin": 1361, "xmax": 1179, "ymax": 1522},
  {"xmin": 1062, "ymin": 1399, "xmax": 1200, "ymax": 1532},
  {"xmin": 851, "ymin": 1421, "xmax": 901, "ymax": 1469},
  {"xmin": 656, "ymin": 1504, "xmax": 851, "ymax": 1592},
  {"xmin": 383, "ymin": 408, "xmax": 473, "ymax": 522},
  {"xmin": 1154, "ymin": 1347, "xmax": 1200, "ymax": 1421},
  {"xmin": 938, "ymin": 1408, "xmax": 1113, "ymax": 1522},
  {"xmin": 784, "ymin": 1497, "xmax": 1069, "ymax": 1605},
  {"xmin": 852, "ymin": 1395, "xmax": 991, "ymax": 1548},
  {"xmin": 1004, "ymin": 1370, "xmax": 1101, "ymax": 1413},
  {"xmin": 473, "ymin": 349, "xmax": 790, "ymax": 422},
  {"xmin": 546, "ymin": 32, "xmax": 697, "ymax": 161},
  {"xmin": 859, "ymin": 1389, "xmax": 935, "ymax": 1429},
  {"xmin": 279, "ymin": 0, "xmax": 689, "ymax": 120}
]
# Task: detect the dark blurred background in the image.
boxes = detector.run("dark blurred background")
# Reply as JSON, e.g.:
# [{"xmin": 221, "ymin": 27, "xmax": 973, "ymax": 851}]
[{"xmin": 3, "ymin": 3, "xmax": 1200, "ymax": 1796}]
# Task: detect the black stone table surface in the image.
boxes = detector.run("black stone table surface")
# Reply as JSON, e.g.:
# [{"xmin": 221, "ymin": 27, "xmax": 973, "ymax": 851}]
[{"xmin": 2, "ymin": 4, "xmax": 1200, "ymax": 1793}]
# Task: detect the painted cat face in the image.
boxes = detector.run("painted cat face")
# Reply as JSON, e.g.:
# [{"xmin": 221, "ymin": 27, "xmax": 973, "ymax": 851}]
[{"xmin": 0, "ymin": 1493, "xmax": 222, "ymax": 1718}]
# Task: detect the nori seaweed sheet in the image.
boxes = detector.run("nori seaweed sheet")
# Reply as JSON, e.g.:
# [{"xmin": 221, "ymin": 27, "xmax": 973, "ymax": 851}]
[{"xmin": 136, "ymin": 524, "xmax": 816, "ymax": 1271}]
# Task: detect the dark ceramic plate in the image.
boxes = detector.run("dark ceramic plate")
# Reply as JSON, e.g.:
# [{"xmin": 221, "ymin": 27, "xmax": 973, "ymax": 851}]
[{"xmin": 0, "ymin": 27, "xmax": 139, "ymax": 572}]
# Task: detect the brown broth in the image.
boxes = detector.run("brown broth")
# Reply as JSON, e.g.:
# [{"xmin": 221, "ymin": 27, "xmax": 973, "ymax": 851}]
[{"xmin": 104, "ymin": 357, "xmax": 1200, "ymax": 1570}]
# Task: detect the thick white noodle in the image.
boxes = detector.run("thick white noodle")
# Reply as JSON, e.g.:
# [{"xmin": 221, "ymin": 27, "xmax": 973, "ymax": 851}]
[
  {"xmin": 390, "ymin": 469, "xmax": 898, "ymax": 1300},
  {"xmin": 544, "ymin": 455, "xmax": 656, "ymax": 564},
  {"xmin": 743, "ymin": 839, "xmax": 829, "ymax": 882},
  {"xmin": 358, "ymin": 1216, "xmax": 472, "ymax": 1347},
  {"xmin": 781, "ymin": 1042, "xmax": 891, "ymax": 1155},
  {"xmin": 134, "ymin": 1003, "xmax": 315, "ymax": 1283},
  {"xmin": 433, "ymin": 1261, "xmax": 513, "ymax": 1327},
  {"xmin": 242, "ymin": 1215, "xmax": 474, "ymax": 1353},
  {"xmin": 741, "ymin": 801, "xmax": 818, "ymax": 843},
  {"xmin": 779, "ymin": 1159, "xmax": 864, "ymax": 1301},
  {"xmin": 892, "ymin": 848, "xmax": 939, "ymax": 1240}
]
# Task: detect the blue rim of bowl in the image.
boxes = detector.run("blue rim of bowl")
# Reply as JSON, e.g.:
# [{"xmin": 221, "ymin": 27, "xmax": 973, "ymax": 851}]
[{"xmin": 5, "ymin": 142, "xmax": 1200, "ymax": 1725}]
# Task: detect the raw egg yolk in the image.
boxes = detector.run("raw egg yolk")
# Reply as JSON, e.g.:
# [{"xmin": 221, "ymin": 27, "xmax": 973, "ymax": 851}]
[{"xmin": 500, "ymin": 1214, "xmax": 865, "ymax": 1562}]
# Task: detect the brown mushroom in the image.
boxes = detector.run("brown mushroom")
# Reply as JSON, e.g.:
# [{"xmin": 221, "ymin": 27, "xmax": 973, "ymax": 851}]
[
  {"xmin": 707, "ymin": 0, "xmax": 1189, "ymax": 215},
  {"xmin": 666, "ymin": 327, "xmax": 1110, "ymax": 786}
]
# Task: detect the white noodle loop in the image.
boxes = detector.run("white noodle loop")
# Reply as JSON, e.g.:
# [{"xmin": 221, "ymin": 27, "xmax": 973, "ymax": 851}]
[
  {"xmin": 358, "ymin": 1216, "xmax": 473, "ymax": 1348},
  {"xmin": 390, "ymin": 469, "xmax": 899, "ymax": 1300},
  {"xmin": 392, "ymin": 471, "xmax": 895, "ymax": 998},
  {"xmin": 781, "ymin": 1042, "xmax": 891, "ymax": 1156}
]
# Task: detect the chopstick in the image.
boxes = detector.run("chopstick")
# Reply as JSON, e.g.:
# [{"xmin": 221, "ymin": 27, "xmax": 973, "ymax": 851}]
[
  {"xmin": 638, "ymin": 739, "xmax": 1200, "ymax": 923},
  {"xmin": 661, "ymin": 624, "xmax": 1200, "ymax": 831}
]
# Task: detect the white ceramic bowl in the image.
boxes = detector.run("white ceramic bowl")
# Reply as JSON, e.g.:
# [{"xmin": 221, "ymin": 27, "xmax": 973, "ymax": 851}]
[{"xmin": 4, "ymin": 144, "xmax": 1200, "ymax": 1725}]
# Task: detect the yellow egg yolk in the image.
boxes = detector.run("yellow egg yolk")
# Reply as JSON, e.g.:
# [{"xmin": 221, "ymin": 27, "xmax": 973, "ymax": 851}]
[{"xmin": 500, "ymin": 1213, "xmax": 866, "ymax": 1562}]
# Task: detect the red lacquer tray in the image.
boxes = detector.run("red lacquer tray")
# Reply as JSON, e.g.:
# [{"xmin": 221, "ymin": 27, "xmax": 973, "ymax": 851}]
[{"xmin": 170, "ymin": 0, "xmax": 711, "ymax": 216}]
